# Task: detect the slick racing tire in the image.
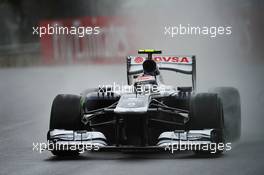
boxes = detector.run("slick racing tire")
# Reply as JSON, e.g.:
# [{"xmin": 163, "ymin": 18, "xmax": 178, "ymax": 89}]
[
  {"xmin": 209, "ymin": 87, "xmax": 241, "ymax": 142},
  {"xmin": 189, "ymin": 93, "xmax": 224, "ymax": 155},
  {"xmin": 50, "ymin": 94, "xmax": 83, "ymax": 130},
  {"xmin": 49, "ymin": 94, "xmax": 83, "ymax": 156}
]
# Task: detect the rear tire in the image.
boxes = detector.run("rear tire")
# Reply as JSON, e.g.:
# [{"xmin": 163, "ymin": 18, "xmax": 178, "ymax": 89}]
[
  {"xmin": 189, "ymin": 93, "xmax": 224, "ymax": 155},
  {"xmin": 49, "ymin": 94, "xmax": 83, "ymax": 156}
]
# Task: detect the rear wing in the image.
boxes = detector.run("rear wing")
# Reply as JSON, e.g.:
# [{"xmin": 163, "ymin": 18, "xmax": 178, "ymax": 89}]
[{"xmin": 126, "ymin": 55, "xmax": 196, "ymax": 91}]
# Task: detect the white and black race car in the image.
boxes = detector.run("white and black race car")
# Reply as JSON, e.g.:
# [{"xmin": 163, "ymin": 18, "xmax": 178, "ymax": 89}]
[{"xmin": 47, "ymin": 49, "xmax": 241, "ymax": 156}]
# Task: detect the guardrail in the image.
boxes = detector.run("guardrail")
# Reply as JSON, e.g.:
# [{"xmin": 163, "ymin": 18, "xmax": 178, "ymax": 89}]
[{"xmin": 0, "ymin": 43, "xmax": 40, "ymax": 67}]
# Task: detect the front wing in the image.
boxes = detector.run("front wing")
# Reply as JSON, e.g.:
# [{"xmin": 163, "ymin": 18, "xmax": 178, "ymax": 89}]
[{"xmin": 47, "ymin": 129, "xmax": 217, "ymax": 152}]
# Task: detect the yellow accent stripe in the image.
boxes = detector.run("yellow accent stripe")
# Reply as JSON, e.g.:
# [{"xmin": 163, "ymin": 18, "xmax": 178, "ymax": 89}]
[{"xmin": 138, "ymin": 49, "xmax": 156, "ymax": 53}]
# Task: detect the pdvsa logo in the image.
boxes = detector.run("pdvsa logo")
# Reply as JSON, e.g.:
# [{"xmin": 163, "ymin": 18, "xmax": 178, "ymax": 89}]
[
  {"xmin": 153, "ymin": 56, "xmax": 191, "ymax": 64},
  {"xmin": 134, "ymin": 56, "xmax": 144, "ymax": 63}
]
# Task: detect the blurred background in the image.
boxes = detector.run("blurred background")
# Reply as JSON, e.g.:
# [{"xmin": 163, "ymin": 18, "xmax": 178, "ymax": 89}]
[{"xmin": 0, "ymin": 0, "xmax": 263, "ymax": 66}]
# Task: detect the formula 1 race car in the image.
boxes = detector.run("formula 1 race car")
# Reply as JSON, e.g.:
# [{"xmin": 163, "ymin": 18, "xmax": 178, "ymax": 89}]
[{"xmin": 47, "ymin": 49, "xmax": 241, "ymax": 156}]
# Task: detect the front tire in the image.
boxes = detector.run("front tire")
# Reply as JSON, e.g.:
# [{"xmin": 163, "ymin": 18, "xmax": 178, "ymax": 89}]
[
  {"xmin": 49, "ymin": 94, "xmax": 83, "ymax": 156},
  {"xmin": 209, "ymin": 87, "xmax": 241, "ymax": 142},
  {"xmin": 189, "ymin": 93, "xmax": 224, "ymax": 155}
]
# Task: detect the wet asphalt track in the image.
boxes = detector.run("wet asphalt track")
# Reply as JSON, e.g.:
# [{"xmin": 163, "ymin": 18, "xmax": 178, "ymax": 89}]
[{"xmin": 0, "ymin": 65, "xmax": 263, "ymax": 175}]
